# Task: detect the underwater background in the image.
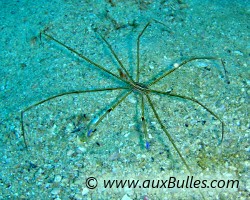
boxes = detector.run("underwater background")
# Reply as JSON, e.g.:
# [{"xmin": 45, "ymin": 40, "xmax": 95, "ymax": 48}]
[{"xmin": 0, "ymin": 0, "xmax": 249, "ymax": 199}]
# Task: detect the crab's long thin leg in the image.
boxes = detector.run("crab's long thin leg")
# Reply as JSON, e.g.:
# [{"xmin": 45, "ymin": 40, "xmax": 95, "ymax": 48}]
[
  {"xmin": 145, "ymin": 93, "xmax": 192, "ymax": 172},
  {"xmin": 141, "ymin": 94, "xmax": 150, "ymax": 149},
  {"xmin": 21, "ymin": 87, "xmax": 128, "ymax": 148},
  {"xmin": 146, "ymin": 94, "xmax": 208, "ymax": 200},
  {"xmin": 136, "ymin": 19, "xmax": 171, "ymax": 83},
  {"xmin": 97, "ymin": 33, "xmax": 134, "ymax": 82},
  {"xmin": 150, "ymin": 89, "xmax": 225, "ymax": 143},
  {"xmin": 83, "ymin": 89, "xmax": 132, "ymax": 140},
  {"xmin": 136, "ymin": 22, "xmax": 150, "ymax": 82},
  {"xmin": 41, "ymin": 32, "xmax": 131, "ymax": 85},
  {"xmin": 149, "ymin": 57, "xmax": 229, "ymax": 86}
]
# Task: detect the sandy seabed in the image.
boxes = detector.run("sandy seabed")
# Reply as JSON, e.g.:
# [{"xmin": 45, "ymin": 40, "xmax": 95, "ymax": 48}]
[{"xmin": 0, "ymin": 0, "xmax": 249, "ymax": 199}]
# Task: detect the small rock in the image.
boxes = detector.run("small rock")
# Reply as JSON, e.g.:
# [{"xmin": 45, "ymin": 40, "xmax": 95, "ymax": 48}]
[
  {"xmin": 128, "ymin": 96, "xmax": 136, "ymax": 104},
  {"xmin": 78, "ymin": 146, "xmax": 86, "ymax": 153},
  {"xmin": 233, "ymin": 50, "xmax": 243, "ymax": 56},
  {"xmin": 121, "ymin": 194, "xmax": 132, "ymax": 200},
  {"xmin": 54, "ymin": 175, "xmax": 62, "ymax": 183},
  {"xmin": 82, "ymin": 187, "xmax": 89, "ymax": 195},
  {"xmin": 173, "ymin": 63, "xmax": 179, "ymax": 68},
  {"xmin": 75, "ymin": 194, "xmax": 83, "ymax": 200},
  {"xmin": 67, "ymin": 150, "xmax": 74, "ymax": 156},
  {"xmin": 51, "ymin": 188, "xmax": 60, "ymax": 195}
]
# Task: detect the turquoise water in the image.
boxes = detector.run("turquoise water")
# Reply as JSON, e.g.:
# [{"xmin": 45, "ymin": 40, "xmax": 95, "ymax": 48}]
[{"xmin": 0, "ymin": 0, "xmax": 249, "ymax": 199}]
